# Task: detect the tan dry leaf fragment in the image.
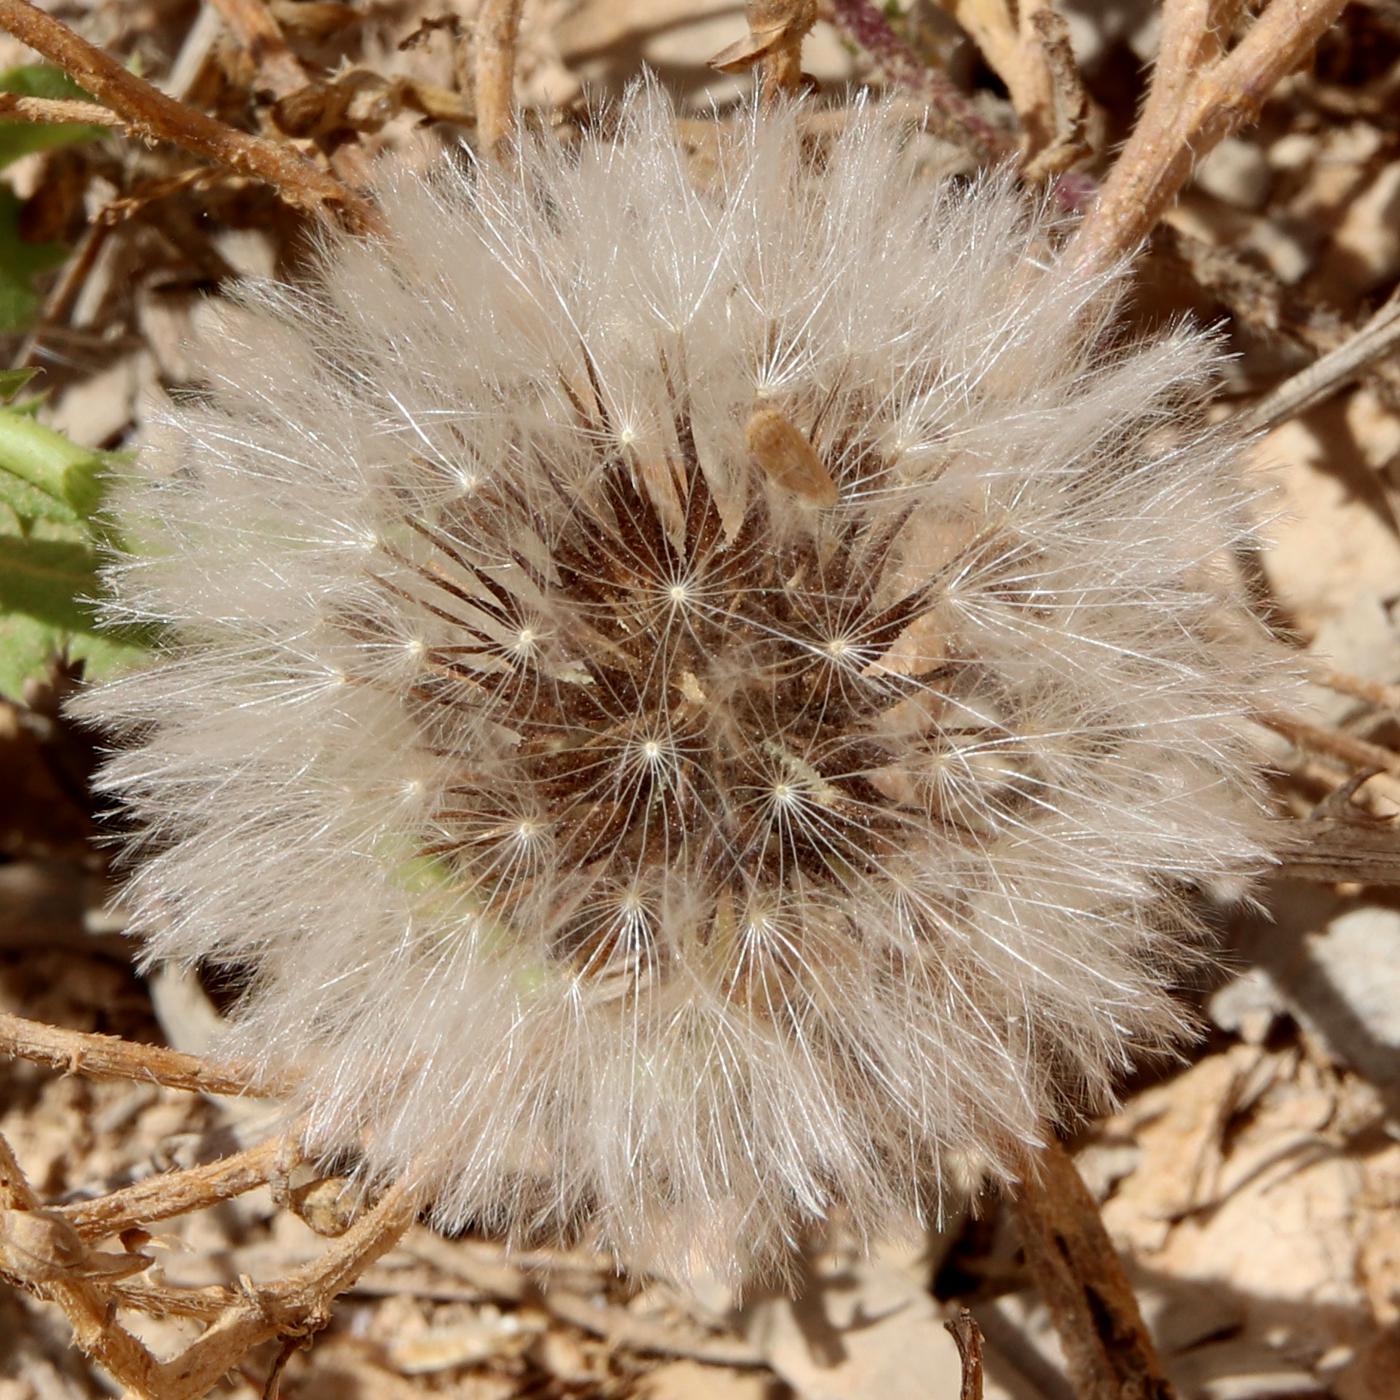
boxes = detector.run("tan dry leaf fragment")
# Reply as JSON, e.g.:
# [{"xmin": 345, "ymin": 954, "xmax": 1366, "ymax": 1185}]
[{"xmin": 744, "ymin": 405, "xmax": 839, "ymax": 507}]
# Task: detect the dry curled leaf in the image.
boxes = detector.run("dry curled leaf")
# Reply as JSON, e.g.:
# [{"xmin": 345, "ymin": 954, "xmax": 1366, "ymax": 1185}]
[
  {"xmin": 272, "ymin": 71, "xmax": 397, "ymax": 139},
  {"xmin": 711, "ymin": 0, "xmax": 817, "ymax": 72},
  {"xmin": 268, "ymin": 0, "xmax": 359, "ymax": 39},
  {"xmin": 1, "ymin": 1206, "xmax": 151, "ymax": 1284}
]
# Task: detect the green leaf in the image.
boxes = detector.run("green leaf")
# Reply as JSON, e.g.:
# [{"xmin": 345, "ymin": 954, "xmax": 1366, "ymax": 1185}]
[
  {"xmin": 0, "ymin": 399, "xmax": 112, "ymax": 519},
  {"xmin": 0, "ymin": 367, "xmax": 37, "ymax": 402},
  {"xmin": 0, "ymin": 186, "xmax": 66, "ymax": 333},
  {"xmin": 0, "ymin": 606, "xmax": 147, "ymax": 700},
  {"xmin": 0, "ymin": 528, "xmax": 101, "ymax": 627},
  {"xmin": 0, "ymin": 65, "xmax": 109, "ymax": 169},
  {"xmin": 0, "ymin": 66, "xmax": 109, "ymax": 334},
  {"xmin": 0, "ymin": 405, "xmax": 148, "ymax": 700},
  {"xmin": 0, "ymin": 525, "xmax": 145, "ymax": 700}
]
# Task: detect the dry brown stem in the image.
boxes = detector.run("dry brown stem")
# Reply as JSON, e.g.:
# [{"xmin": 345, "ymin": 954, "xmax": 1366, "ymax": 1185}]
[
  {"xmin": 4, "ymin": 1109, "xmax": 420, "ymax": 1397},
  {"xmin": 1006, "ymin": 1135, "xmax": 1174, "ymax": 1400},
  {"xmin": 1311, "ymin": 665, "xmax": 1400, "ymax": 716},
  {"xmin": 942, "ymin": 0, "xmax": 1089, "ymax": 172},
  {"xmin": 1, "ymin": 1131, "xmax": 164, "ymax": 1395},
  {"xmin": 474, "ymin": 0, "xmax": 524, "ymax": 157},
  {"xmin": 1281, "ymin": 829, "xmax": 1400, "ymax": 885},
  {"xmin": 0, "ymin": 0, "xmax": 376, "ymax": 229},
  {"xmin": 1161, "ymin": 224, "xmax": 1350, "ymax": 358},
  {"xmin": 151, "ymin": 1176, "xmax": 420, "ymax": 1400},
  {"xmin": 58, "ymin": 1135, "xmax": 287, "ymax": 1242},
  {"xmin": 0, "ymin": 1010, "xmax": 291, "ymax": 1098},
  {"xmin": 207, "ymin": 0, "xmax": 375, "ymax": 190},
  {"xmin": 0, "ymin": 1020, "xmax": 432, "ymax": 1394},
  {"xmin": 0, "ymin": 91, "xmax": 121, "ymax": 126},
  {"xmin": 13, "ymin": 0, "xmax": 217, "ymax": 371},
  {"xmin": 110, "ymin": 1279, "xmax": 245, "ymax": 1321},
  {"xmin": 944, "ymin": 0, "xmax": 1047, "ymax": 138},
  {"xmin": 944, "ymin": 1306, "xmax": 985, "ymax": 1400},
  {"xmin": 1280, "ymin": 793, "xmax": 1400, "ymax": 884},
  {"xmin": 1236, "ymin": 289, "xmax": 1400, "ymax": 436},
  {"xmin": 1021, "ymin": 7, "xmax": 1091, "ymax": 179},
  {"xmin": 1257, "ymin": 710, "xmax": 1400, "ymax": 782},
  {"xmin": 542, "ymin": 1287, "xmax": 764, "ymax": 1366},
  {"xmin": 1069, "ymin": 0, "xmax": 1349, "ymax": 270}
]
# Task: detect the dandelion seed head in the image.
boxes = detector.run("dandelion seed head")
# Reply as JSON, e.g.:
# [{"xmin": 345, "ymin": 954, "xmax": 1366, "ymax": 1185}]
[{"xmin": 78, "ymin": 86, "xmax": 1287, "ymax": 1287}]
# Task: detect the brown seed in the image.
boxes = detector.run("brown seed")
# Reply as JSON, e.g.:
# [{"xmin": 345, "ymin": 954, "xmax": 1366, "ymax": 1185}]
[
  {"xmin": 745, "ymin": 406, "xmax": 839, "ymax": 507},
  {"xmin": 290, "ymin": 1176, "xmax": 360, "ymax": 1237}
]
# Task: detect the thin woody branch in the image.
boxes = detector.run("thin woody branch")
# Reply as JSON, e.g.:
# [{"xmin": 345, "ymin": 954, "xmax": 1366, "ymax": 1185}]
[
  {"xmin": 58, "ymin": 1134, "xmax": 288, "ymax": 1242},
  {"xmin": 753, "ymin": 0, "xmax": 816, "ymax": 106},
  {"xmin": 1069, "ymin": 0, "xmax": 1350, "ymax": 269},
  {"xmin": 828, "ymin": 0, "xmax": 1007, "ymax": 157},
  {"xmin": 1, "ymin": 1131, "xmax": 163, "ymax": 1395},
  {"xmin": 206, "ymin": 0, "xmax": 375, "ymax": 190},
  {"xmin": 1006, "ymin": 1136, "xmax": 1174, "ymax": 1400},
  {"xmin": 0, "ymin": 0, "xmax": 377, "ymax": 229},
  {"xmin": 474, "ymin": 0, "xmax": 525, "ymax": 157},
  {"xmin": 207, "ymin": 0, "xmax": 305, "ymax": 97},
  {"xmin": 1235, "ymin": 288, "xmax": 1400, "ymax": 435},
  {"xmin": 1258, "ymin": 710, "xmax": 1400, "ymax": 781},
  {"xmin": 0, "ymin": 91, "xmax": 120, "ymax": 126},
  {"xmin": 939, "ymin": 0, "xmax": 1090, "ymax": 171},
  {"xmin": 944, "ymin": 1307, "xmax": 986, "ymax": 1400},
  {"xmin": 1311, "ymin": 664, "xmax": 1400, "ymax": 717},
  {"xmin": 150, "ymin": 1175, "xmax": 421, "ymax": 1400},
  {"xmin": 0, "ymin": 1011, "xmax": 292, "ymax": 1099},
  {"xmin": 4, "ymin": 1115, "xmax": 419, "ymax": 1398}
]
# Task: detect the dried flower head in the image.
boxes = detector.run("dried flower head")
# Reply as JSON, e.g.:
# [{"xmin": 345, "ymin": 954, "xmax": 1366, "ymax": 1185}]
[{"xmin": 79, "ymin": 90, "xmax": 1279, "ymax": 1284}]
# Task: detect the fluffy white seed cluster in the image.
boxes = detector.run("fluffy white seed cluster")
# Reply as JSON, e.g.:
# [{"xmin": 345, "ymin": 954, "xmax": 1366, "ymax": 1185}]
[{"xmin": 80, "ymin": 90, "xmax": 1280, "ymax": 1284}]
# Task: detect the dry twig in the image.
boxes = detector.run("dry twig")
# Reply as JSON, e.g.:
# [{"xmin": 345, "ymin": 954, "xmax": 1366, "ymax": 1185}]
[
  {"xmin": 0, "ymin": 1010, "xmax": 290, "ymax": 1098},
  {"xmin": 3, "ymin": 1106, "xmax": 419, "ymax": 1398},
  {"xmin": 542, "ymin": 1287, "xmax": 764, "ymax": 1366},
  {"xmin": 207, "ymin": 0, "xmax": 374, "ymax": 189},
  {"xmin": 207, "ymin": 0, "xmax": 305, "ymax": 98},
  {"xmin": 1236, "ymin": 289, "xmax": 1400, "ymax": 435},
  {"xmin": 1069, "ymin": 0, "xmax": 1350, "ymax": 270},
  {"xmin": 1006, "ymin": 1135, "xmax": 1174, "ymax": 1400},
  {"xmin": 944, "ymin": 1306, "xmax": 986, "ymax": 1400},
  {"xmin": 1311, "ymin": 664, "xmax": 1400, "ymax": 716},
  {"xmin": 149, "ymin": 1176, "xmax": 420, "ymax": 1400},
  {"xmin": 1021, "ymin": 7, "xmax": 1091, "ymax": 179},
  {"xmin": 939, "ymin": 0, "xmax": 1090, "ymax": 174},
  {"xmin": 0, "ymin": 0, "xmax": 376, "ymax": 228},
  {"xmin": 0, "ymin": 1008, "xmax": 432, "ymax": 1397},
  {"xmin": 13, "ymin": 0, "xmax": 221, "ymax": 371},
  {"xmin": 1278, "ymin": 816, "xmax": 1400, "ymax": 886},
  {"xmin": 0, "ymin": 91, "xmax": 121, "ymax": 127},
  {"xmin": 474, "ymin": 0, "xmax": 525, "ymax": 157},
  {"xmin": 58, "ymin": 1135, "xmax": 288, "ymax": 1242},
  {"xmin": 1258, "ymin": 709, "xmax": 1400, "ymax": 783},
  {"xmin": 2, "ymin": 1130, "xmax": 163, "ymax": 1394}
]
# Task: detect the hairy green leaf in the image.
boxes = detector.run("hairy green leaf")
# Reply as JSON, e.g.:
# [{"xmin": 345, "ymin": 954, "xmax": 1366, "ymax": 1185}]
[{"xmin": 0, "ymin": 406, "xmax": 146, "ymax": 700}]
